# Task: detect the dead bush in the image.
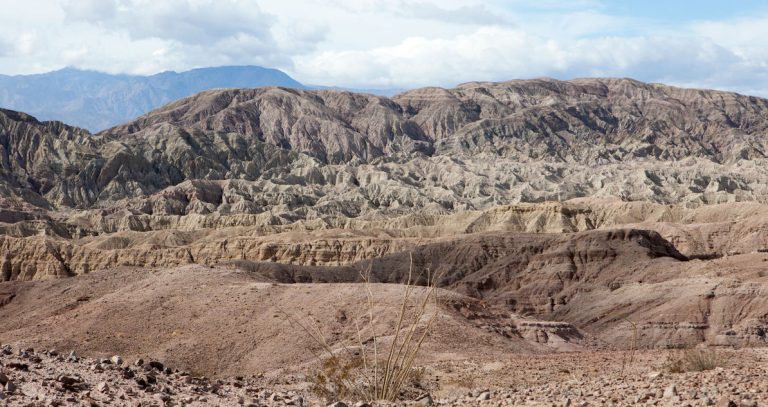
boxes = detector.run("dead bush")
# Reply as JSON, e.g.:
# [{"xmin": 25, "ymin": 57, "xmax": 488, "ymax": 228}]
[
  {"xmin": 664, "ymin": 348, "xmax": 728, "ymax": 373},
  {"xmin": 280, "ymin": 255, "xmax": 441, "ymax": 402}
]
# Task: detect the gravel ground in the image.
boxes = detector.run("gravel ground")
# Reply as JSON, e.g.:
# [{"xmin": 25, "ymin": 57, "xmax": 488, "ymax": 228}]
[{"xmin": 1, "ymin": 344, "xmax": 766, "ymax": 406}]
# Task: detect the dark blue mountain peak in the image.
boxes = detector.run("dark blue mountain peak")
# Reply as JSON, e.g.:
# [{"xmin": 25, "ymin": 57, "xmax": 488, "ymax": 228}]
[{"xmin": 0, "ymin": 65, "xmax": 305, "ymax": 131}]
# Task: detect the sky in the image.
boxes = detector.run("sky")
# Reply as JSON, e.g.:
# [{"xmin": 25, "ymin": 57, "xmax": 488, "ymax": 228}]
[{"xmin": 1, "ymin": 0, "xmax": 768, "ymax": 95}]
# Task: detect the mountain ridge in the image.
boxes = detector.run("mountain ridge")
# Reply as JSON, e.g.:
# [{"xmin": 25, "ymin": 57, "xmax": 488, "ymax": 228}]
[{"xmin": 3, "ymin": 77, "xmax": 768, "ymax": 216}]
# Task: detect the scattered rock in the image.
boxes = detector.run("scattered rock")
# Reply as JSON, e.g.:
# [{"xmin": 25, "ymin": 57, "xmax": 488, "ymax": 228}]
[
  {"xmin": 663, "ymin": 384, "xmax": 677, "ymax": 399},
  {"xmin": 7, "ymin": 362, "xmax": 29, "ymax": 371},
  {"xmin": 97, "ymin": 382, "xmax": 109, "ymax": 393},
  {"xmin": 122, "ymin": 368, "xmax": 136, "ymax": 379},
  {"xmin": 4, "ymin": 381, "xmax": 16, "ymax": 394},
  {"xmin": 476, "ymin": 390, "xmax": 491, "ymax": 401},
  {"xmin": 56, "ymin": 375, "xmax": 81, "ymax": 386},
  {"xmin": 414, "ymin": 393, "xmax": 433, "ymax": 406}
]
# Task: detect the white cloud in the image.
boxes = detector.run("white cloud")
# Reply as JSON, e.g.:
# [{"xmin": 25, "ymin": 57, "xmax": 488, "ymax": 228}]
[
  {"xmin": 327, "ymin": 0, "xmax": 511, "ymax": 25},
  {"xmin": 692, "ymin": 15, "xmax": 768, "ymax": 61},
  {"xmin": 112, "ymin": 0, "xmax": 272, "ymax": 46},
  {"xmin": 61, "ymin": 0, "xmax": 118, "ymax": 21},
  {"xmin": 57, "ymin": 0, "xmax": 306, "ymax": 69},
  {"xmin": 291, "ymin": 28, "xmax": 745, "ymax": 90},
  {"xmin": 0, "ymin": 40, "xmax": 11, "ymax": 58}
]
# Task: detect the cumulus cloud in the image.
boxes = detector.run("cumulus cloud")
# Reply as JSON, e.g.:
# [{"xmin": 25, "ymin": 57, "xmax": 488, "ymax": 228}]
[
  {"xmin": 291, "ymin": 22, "xmax": 768, "ymax": 96},
  {"xmin": 55, "ymin": 0, "xmax": 325, "ymax": 71},
  {"xmin": 0, "ymin": 39, "xmax": 11, "ymax": 58},
  {"xmin": 328, "ymin": 0, "xmax": 510, "ymax": 25},
  {"xmin": 61, "ymin": 0, "xmax": 118, "ymax": 21},
  {"xmin": 62, "ymin": 0, "xmax": 273, "ymax": 45}
]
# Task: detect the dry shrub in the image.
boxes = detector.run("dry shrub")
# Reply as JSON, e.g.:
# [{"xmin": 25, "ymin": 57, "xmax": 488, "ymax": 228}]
[
  {"xmin": 664, "ymin": 348, "xmax": 728, "ymax": 373},
  {"xmin": 619, "ymin": 318, "xmax": 638, "ymax": 377},
  {"xmin": 444, "ymin": 374, "xmax": 476, "ymax": 390},
  {"xmin": 310, "ymin": 356, "xmax": 366, "ymax": 401},
  {"xmin": 280, "ymin": 255, "xmax": 440, "ymax": 402}
]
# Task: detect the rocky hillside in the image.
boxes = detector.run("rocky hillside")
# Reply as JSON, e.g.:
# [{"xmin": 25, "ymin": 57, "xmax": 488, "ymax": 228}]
[{"xmin": 3, "ymin": 78, "xmax": 768, "ymax": 219}]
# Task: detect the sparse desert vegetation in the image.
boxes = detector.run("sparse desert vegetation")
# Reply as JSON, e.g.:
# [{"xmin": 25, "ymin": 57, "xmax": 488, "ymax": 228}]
[{"xmin": 664, "ymin": 348, "xmax": 730, "ymax": 374}]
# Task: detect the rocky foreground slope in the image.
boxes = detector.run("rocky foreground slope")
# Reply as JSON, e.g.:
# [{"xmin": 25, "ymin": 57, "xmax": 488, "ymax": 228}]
[
  {"xmin": 1, "ymin": 334, "xmax": 767, "ymax": 406},
  {"xmin": 1, "ymin": 265, "xmax": 768, "ymax": 406}
]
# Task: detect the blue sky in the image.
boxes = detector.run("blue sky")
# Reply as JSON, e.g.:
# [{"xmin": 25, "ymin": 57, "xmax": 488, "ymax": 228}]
[
  {"xmin": 1, "ymin": 0, "xmax": 768, "ymax": 96},
  {"xmin": 605, "ymin": 0, "xmax": 768, "ymax": 22}
]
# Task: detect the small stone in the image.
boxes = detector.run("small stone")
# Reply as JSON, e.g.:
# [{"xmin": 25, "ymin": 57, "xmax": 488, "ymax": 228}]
[
  {"xmin": 0, "ymin": 372, "xmax": 7, "ymax": 385},
  {"xmin": 122, "ymin": 368, "xmax": 136, "ymax": 379},
  {"xmin": 415, "ymin": 393, "xmax": 433, "ymax": 406},
  {"xmin": 97, "ymin": 381, "xmax": 109, "ymax": 393},
  {"xmin": 648, "ymin": 371, "xmax": 663, "ymax": 379},
  {"xmin": 353, "ymin": 402, "xmax": 371, "ymax": 407},
  {"xmin": 56, "ymin": 375, "xmax": 78, "ymax": 385},
  {"xmin": 111, "ymin": 355, "xmax": 123, "ymax": 365},
  {"xmin": 148, "ymin": 361, "xmax": 164, "ymax": 371},
  {"xmin": 476, "ymin": 391, "xmax": 491, "ymax": 401},
  {"xmin": 663, "ymin": 384, "xmax": 677, "ymax": 399},
  {"xmin": 134, "ymin": 358, "xmax": 144, "ymax": 366},
  {"xmin": 4, "ymin": 381, "xmax": 16, "ymax": 394},
  {"xmin": 327, "ymin": 402, "xmax": 348, "ymax": 407},
  {"xmin": 716, "ymin": 397, "xmax": 737, "ymax": 407}
]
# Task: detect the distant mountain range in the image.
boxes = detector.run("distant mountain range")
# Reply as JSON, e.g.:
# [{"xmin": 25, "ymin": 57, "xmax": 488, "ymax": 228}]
[{"xmin": 0, "ymin": 66, "xmax": 306, "ymax": 131}]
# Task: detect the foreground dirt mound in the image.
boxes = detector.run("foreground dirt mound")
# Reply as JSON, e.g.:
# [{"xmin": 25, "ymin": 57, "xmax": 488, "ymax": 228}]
[
  {"xmin": 226, "ymin": 230, "xmax": 768, "ymax": 350},
  {"xmin": 0, "ymin": 265, "xmax": 593, "ymax": 379}
]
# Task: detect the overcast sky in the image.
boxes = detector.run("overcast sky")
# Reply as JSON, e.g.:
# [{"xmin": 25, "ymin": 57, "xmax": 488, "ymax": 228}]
[{"xmin": 1, "ymin": 0, "xmax": 768, "ymax": 95}]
